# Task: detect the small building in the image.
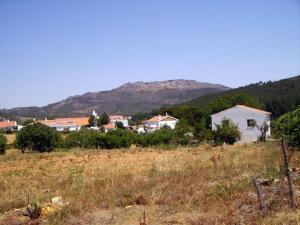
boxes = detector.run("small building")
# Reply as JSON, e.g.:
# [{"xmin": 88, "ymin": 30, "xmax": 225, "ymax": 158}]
[
  {"xmin": 38, "ymin": 117, "xmax": 89, "ymax": 132},
  {"xmin": 0, "ymin": 120, "xmax": 17, "ymax": 131},
  {"xmin": 210, "ymin": 105, "xmax": 271, "ymax": 143},
  {"xmin": 137, "ymin": 125, "xmax": 146, "ymax": 134},
  {"xmin": 145, "ymin": 113, "xmax": 179, "ymax": 132},
  {"xmin": 103, "ymin": 123, "xmax": 116, "ymax": 133},
  {"xmin": 109, "ymin": 115, "xmax": 129, "ymax": 127}
]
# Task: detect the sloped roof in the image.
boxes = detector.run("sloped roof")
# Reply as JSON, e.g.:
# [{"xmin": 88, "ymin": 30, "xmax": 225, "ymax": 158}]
[
  {"xmin": 103, "ymin": 123, "xmax": 115, "ymax": 129},
  {"xmin": 109, "ymin": 115, "xmax": 127, "ymax": 120},
  {"xmin": 38, "ymin": 117, "xmax": 89, "ymax": 127},
  {"xmin": 147, "ymin": 115, "xmax": 178, "ymax": 122},
  {"xmin": 0, "ymin": 120, "xmax": 17, "ymax": 128},
  {"xmin": 210, "ymin": 105, "xmax": 271, "ymax": 116}
]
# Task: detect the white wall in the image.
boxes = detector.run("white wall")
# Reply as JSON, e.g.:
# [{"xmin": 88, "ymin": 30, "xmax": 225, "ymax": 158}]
[
  {"xmin": 211, "ymin": 106, "xmax": 271, "ymax": 143},
  {"xmin": 158, "ymin": 120, "xmax": 178, "ymax": 129}
]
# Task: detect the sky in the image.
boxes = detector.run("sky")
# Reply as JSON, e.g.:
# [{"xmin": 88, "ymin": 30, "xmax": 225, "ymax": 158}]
[{"xmin": 0, "ymin": 0, "xmax": 300, "ymax": 108}]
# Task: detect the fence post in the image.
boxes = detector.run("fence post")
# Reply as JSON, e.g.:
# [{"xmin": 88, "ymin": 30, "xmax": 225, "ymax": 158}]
[
  {"xmin": 253, "ymin": 176, "xmax": 267, "ymax": 215},
  {"xmin": 281, "ymin": 140, "xmax": 296, "ymax": 208}
]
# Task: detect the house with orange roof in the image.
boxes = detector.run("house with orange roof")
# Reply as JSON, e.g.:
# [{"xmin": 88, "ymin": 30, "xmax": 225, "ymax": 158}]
[
  {"xmin": 102, "ymin": 123, "xmax": 116, "ymax": 133},
  {"xmin": 210, "ymin": 105, "xmax": 271, "ymax": 143},
  {"xmin": 38, "ymin": 117, "xmax": 89, "ymax": 132},
  {"xmin": 145, "ymin": 113, "xmax": 179, "ymax": 132},
  {"xmin": 0, "ymin": 120, "xmax": 17, "ymax": 131}
]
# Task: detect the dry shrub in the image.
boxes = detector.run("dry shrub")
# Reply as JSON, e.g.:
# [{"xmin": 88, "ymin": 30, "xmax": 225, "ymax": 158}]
[{"xmin": 135, "ymin": 194, "xmax": 148, "ymax": 205}]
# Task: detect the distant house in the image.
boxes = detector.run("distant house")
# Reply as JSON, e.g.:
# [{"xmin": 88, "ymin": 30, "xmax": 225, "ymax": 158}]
[
  {"xmin": 38, "ymin": 117, "xmax": 89, "ymax": 132},
  {"xmin": 109, "ymin": 115, "xmax": 129, "ymax": 127},
  {"xmin": 103, "ymin": 123, "xmax": 116, "ymax": 133},
  {"xmin": 210, "ymin": 105, "xmax": 271, "ymax": 143},
  {"xmin": 137, "ymin": 125, "xmax": 146, "ymax": 134},
  {"xmin": 145, "ymin": 113, "xmax": 179, "ymax": 132},
  {"xmin": 0, "ymin": 120, "xmax": 17, "ymax": 131}
]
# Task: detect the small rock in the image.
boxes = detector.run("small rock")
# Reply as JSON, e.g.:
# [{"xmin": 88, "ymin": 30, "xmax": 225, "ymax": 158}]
[{"xmin": 51, "ymin": 196, "xmax": 64, "ymax": 206}]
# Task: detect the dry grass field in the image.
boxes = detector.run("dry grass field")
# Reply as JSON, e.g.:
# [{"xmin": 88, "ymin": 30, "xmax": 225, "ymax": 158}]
[
  {"xmin": 0, "ymin": 142, "xmax": 300, "ymax": 225},
  {"xmin": 5, "ymin": 134, "xmax": 16, "ymax": 145}
]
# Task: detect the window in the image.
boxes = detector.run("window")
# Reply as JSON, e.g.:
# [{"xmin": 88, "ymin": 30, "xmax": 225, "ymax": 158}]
[{"xmin": 247, "ymin": 119, "xmax": 256, "ymax": 127}]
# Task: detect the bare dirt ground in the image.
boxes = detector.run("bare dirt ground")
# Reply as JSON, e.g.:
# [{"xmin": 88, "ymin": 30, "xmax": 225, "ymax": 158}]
[{"xmin": 0, "ymin": 142, "xmax": 299, "ymax": 225}]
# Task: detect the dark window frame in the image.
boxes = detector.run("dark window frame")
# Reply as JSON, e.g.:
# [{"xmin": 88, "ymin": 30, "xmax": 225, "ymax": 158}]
[{"xmin": 247, "ymin": 119, "xmax": 256, "ymax": 127}]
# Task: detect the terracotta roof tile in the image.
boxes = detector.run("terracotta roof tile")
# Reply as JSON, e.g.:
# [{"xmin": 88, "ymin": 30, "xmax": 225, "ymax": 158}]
[
  {"xmin": 104, "ymin": 123, "xmax": 115, "ymax": 129},
  {"xmin": 38, "ymin": 117, "xmax": 89, "ymax": 127},
  {"xmin": 0, "ymin": 121, "xmax": 17, "ymax": 128},
  {"xmin": 147, "ymin": 115, "xmax": 178, "ymax": 122}
]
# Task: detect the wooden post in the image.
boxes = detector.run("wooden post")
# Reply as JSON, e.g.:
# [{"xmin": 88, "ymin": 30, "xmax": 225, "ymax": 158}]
[
  {"xmin": 253, "ymin": 176, "xmax": 267, "ymax": 215},
  {"xmin": 281, "ymin": 140, "xmax": 296, "ymax": 208}
]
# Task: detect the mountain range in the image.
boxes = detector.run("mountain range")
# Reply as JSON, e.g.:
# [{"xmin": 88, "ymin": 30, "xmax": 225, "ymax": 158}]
[{"xmin": 1, "ymin": 80, "xmax": 229, "ymax": 118}]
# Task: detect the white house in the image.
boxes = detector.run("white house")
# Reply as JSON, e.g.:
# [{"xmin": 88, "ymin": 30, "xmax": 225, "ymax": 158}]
[
  {"xmin": 109, "ymin": 115, "xmax": 129, "ymax": 127},
  {"xmin": 145, "ymin": 113, "xmax": 179, "ymax": 132},
  {"xmin": 210, "ymin": 105, "xmax": 271, "ymax": 143}
]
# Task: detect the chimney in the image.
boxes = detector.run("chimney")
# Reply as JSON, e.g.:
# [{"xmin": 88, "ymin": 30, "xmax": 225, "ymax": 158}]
[
  {"xmin": 45, "ymin": 118, "xmax": 47, "ymax": 121},
  {"xmin": 158, "ymin": 115, "xmax": 161, "ymax": 120},
  {"xmin": 165, "ymin": 112, "xmax": 169, "ymax": 116}
]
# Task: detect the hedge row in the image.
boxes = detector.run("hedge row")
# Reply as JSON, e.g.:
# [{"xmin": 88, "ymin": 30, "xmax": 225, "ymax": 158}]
[{"xmin": 15, "ymin": 123, "xmax": 193, "ymax": 152}]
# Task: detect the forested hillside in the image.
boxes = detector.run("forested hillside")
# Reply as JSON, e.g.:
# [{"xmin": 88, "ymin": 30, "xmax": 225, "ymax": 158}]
[{"xmin": 189, "ymin": 75, "xmax": 300, "ymax": 118}]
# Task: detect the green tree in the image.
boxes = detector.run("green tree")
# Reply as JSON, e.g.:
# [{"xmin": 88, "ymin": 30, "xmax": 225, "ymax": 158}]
[
  {"xmin": 16, "ymin": 123, "xmax": 60, "ymax": 152},
  {"xmin": 22, "ymin": 119, "xmax": 35, "ymax": 126},
  {"xmin": 175, "ymin": 118, "xmax": 193, "ymax": 136},
  {"xmin": 213, "ymin": 118, "xmax": 241, "ymax": 145},
  {"xmin": 0, "ymin": 134, "xmax": 7, "ymax": 154},
  {"xmin": 88, "ymin": 115, "xmax": 96, "ymax": 127},
  {"xmin": 208, "ymin": 93, "xmax": 264, "ymax": 115},
  {"xmin": 275, "ymin": 107, "xmax": 300, "ymax": 149},
  {"xmin": 115, "ymin": 121, "xmax": 124, "ymax": 129},
  {"xmin": 97, "ymin": 113, "xmax": 110, "ymax": 126}
]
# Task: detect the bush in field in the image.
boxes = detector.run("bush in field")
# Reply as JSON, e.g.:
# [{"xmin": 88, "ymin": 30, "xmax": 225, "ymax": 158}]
[
  {"xmin": 275, "ymin": 107, "xmax": 300, "ymax": 148},
  {"xmin": 63, "ymin": 131, "xmax": 83, "ymax": 148},
  {"xmin": 137, "ymin": 127, "xmax": 173, "ymax": 147},
  {"xmin": 192, "ymin": 117, "xmax": 212, "ymax": 142},
  {"xmin": 212, "ymin": 119, "xmax": 241, "ymax": 145},
  {"xmin": 16, "ymin": 123, "xmax": 60, "ymax": 152},
  {"xmin": 63, "ymin": 129, "xmax": 136, "ymax": 149},
  {"xmin": 0, "ymin": 134, "xmax": 7, "ymax": 154},
  {"xmin": 136, "ymin": 126, "xmax": 191, "ymax": 147},
  {"xmin": 105, "ymin": 129, "xmax": 136, "ymax": 149}
]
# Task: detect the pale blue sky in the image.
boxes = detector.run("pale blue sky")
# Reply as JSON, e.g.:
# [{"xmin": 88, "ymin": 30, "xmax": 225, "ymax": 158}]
[{"xmin": 0, "ymin": 0, "xmax": 300, "ymax": 108}]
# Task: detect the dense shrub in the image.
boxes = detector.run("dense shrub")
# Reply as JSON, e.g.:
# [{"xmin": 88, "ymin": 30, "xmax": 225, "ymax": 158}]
[
  {"xmin": 136, "ymin": 126, "xmax": 191, "ymax": 147},
  {"xmin": 105, "ymin": 129, "xmax": 136, "ymax": 149},
  {"xmin": 115, "ymin": 121, "xmax": 124, "ymax": 129},
  {"xmin": 63, "ymin": 129, "xmax": 136, "ymax": 149},
  {"xmin": 212, "ymin": 119, "xmax": 241, "ymax": 145},
  {"xmin": 275, "ymin": 107, "xmax": 300, "ymax": 148},
  {"xmin": 16, "ymin": 123, "xmax": 60, "ymax": 152},
  {"xmin": 0, "ymin": 134, "xmax": 7, "ymax": 154}
]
